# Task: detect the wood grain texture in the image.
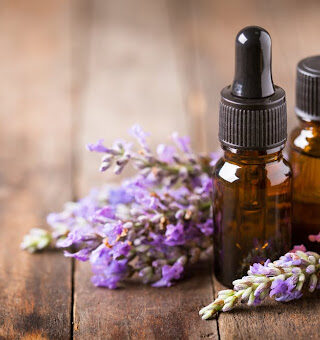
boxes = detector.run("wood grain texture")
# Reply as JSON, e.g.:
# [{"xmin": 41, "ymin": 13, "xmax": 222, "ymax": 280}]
[
  {"xmin": 0, "ymin": 0, "xmax": 72, "ymax": 338},
  {"xmin": 74, "ymin": 262, "xmax": 217, "ymax": 339},
  {"xmin": 73, "ymin": 0, "xmax": 217, "ymax": 339}
]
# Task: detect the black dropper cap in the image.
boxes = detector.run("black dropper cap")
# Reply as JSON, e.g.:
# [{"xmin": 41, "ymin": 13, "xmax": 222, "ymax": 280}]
[
  {"xmin": 296, "ymin": 55, "xmax": 320, "ymax": 121},
  {"xmin": 219, "ymin": 26, "xmax": 287, "ymax": 150}
]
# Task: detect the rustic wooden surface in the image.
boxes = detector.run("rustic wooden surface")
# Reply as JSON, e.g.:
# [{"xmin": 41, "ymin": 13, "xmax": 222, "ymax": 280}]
[{"xmin": 1, "ymin": 0, "xmax": 320, "ymax": 339}]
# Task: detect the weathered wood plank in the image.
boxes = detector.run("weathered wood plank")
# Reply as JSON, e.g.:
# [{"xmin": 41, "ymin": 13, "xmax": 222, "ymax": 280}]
[
  {"xmin": 73, "ymin": 0, "xmax": 217, "ymax": 338},
  {"xmin": 0, "ymin": 0, "xmax": 72, "ymax": 338},
  {"xmin": 168, "ymin": 0, "xmax": 320, "ymax": 338},
  {"xmin": 75, "ymin": 262, "xmax": 216, "ymax": 339}
]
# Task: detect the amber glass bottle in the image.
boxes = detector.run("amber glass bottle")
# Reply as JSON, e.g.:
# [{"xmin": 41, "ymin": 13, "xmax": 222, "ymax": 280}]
[
  {"xmin": 213, "ymin": 26, "xmax": 292, "ymax": 287},
  {"xmin": 289, "ymin": 56, "xmax": 320, "ymax": 251}
]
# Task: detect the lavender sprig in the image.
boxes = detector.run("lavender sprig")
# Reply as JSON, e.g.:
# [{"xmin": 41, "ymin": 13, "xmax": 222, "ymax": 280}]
[{"xmin": 199, "ymin": 250, "xmax": 320, "ymax": 320}]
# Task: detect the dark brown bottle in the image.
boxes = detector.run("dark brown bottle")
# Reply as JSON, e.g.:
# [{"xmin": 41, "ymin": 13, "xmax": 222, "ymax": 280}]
[
  {"xmin": 213, "ymin": 26, "xmax": 292, "ymax": 287},
  {"xmin": 289, "ymin": 55, "xmax": 320, "ymax": 251}
]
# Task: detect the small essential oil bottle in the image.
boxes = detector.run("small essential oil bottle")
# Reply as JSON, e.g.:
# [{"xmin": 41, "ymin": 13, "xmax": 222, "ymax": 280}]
[
  {"xmin": 213, "ymin": 26, "xmax": 292, "ymax": 287},
  {"xmin": 289, "ymin": 56, "xmax": 320, "ymax": 251}
]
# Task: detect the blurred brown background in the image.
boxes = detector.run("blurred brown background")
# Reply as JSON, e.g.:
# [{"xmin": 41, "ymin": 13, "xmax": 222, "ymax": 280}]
[
  {"xmin": 1, "ymin": 0, "xmax": 320, "ymax": 338},
  {"xmin": 2, "ymin": 0, "xmax": 320, "ymax": 191}
]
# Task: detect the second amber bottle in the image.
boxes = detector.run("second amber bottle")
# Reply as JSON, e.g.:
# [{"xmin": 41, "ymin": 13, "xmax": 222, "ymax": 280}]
[{"xmin": 212, "ymin": 26, "xmax": 292, "ymax": 287}]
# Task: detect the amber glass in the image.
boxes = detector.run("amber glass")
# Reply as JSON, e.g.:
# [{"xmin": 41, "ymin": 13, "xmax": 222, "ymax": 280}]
[
  {"xmin": 289, "ymin": 119, "xmax": 320, "ymax": 251},
  {"xmin": 212, "ymin": 146, "xmax": 292, "ymax": 287}
]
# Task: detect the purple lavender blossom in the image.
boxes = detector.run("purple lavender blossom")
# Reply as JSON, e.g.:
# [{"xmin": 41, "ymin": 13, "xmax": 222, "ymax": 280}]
[
  {"xmin": 23, "ymin": 125, "xmax": 214, "ymax": 289},
  {"xmin": 172, "ymin": 132, "xmax": 191, "ymax": 153},
  {"xmin": 152, "ymin": 259, "xmax": 185, "ymax": 287},
  {"xmin": 86, "ymin": 139, "xmax": 110, "ymax": 153}
]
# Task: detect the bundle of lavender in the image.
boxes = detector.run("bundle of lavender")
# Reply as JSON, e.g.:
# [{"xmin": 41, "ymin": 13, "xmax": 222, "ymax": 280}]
[{"xmin": 22, "ymin": 125, "xmax": 216, "ymax": 288}]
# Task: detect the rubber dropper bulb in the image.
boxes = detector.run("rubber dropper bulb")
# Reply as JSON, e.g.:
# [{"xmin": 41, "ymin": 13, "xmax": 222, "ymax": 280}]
[{"xmin": 231, "ymin": 26, "xmax": 275, "ymax": 99}]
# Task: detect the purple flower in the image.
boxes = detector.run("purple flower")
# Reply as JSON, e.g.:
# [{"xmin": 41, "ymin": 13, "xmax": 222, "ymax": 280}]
[
  {"xmin": 275, "ymin": 290, "xmax": 303, "ymax": 302},
  {"xmin": 249, "ymin": 260, "xmax": 277, "ymax": 276},
  {"xmin": 90, "ymin": 245, "xmax": 129, "ymax": 289},
  {"xmin": 56, "ymin": 226, "xmax": 94, "ymax": 248},
  {"xmin": 86, "ymin": 139, "xmax": 110, "ymax": 153},
  {"xmin": 165, "ymin": 224, "xmax": 185, "ymax": 246},
  {"xmin": 198, "ymin": 220, "xmax": 213, "ymax": 236},
  {"xmin": 101, "ymin": 222, "xmax": 124, "ymax": 245},
  {"xmin": 270, "ymin": 275, "xmax": 300, "ymax": 301},
  {"xmin": 91, "ymin": 258, "xmax": 128, "ymax": 289},
  {"xmin": 110, "ymin": 242, "xmax": 131, "ymax": 259},
  {"xmin": 130, "ymin": 124, "xmax": 150, "ymax": 150},
  {"xmin": 23, "ymin": 125, "xmax": 215, "ymax": 290},
  {"xmin": 157, "ymin": 144, "xmax": 176, "ymax": 163},
  {"xmin": 172, "ymin": 132, "xmax": 191, "ymax": 153},
  {"xmin": 152, "ymin": 260, "xmax": 184, "ymax": 287},
  {"xmin": 108, "ymin": 188, "xmax": 132, "ymax": 205},
  {"xmin": 210, "ymin": 151, "xmax": 222, "ymax": 167},
  {"xmin": 270, "ymin": 279, "xmax": 289, "ymax": 296},
  {"xmin": 64, "ymin": 248, "xmax": 92, "ymax": 261},
  {"xmin": 93, "ymin": 206, "xmax": 115, "ymax": 222}
]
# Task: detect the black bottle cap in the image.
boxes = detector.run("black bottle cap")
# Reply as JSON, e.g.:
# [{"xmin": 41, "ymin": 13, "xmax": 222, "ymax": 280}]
[
  {"xmin": 219, "ymin": 26, "xmax": 287, "ymax": 150},
  {"xmin": 296, "ymin": 55, "xmax": 320, "ymax": 121}
]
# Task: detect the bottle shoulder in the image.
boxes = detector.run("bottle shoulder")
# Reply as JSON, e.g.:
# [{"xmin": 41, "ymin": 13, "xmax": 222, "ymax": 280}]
[
  {"xmin": 214, "ymin": 155, "xmax": 292, "ymax": 186},
  {"xmin": 289, "ymin": 122, "xmax": 320, "ymax": 157}
]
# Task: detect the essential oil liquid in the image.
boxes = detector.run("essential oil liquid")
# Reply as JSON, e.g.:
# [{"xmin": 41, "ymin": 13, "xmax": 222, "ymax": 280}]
[
  {"xmin": 290, "ymin": 148, "xmax": 320, "ymax": 251},
  {"xmin": 213, "ymin": 151, "xmax": 292, "ymax": 287}
]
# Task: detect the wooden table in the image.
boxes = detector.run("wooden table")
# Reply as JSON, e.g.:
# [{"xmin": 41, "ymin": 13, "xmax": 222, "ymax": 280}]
[{"xmin": 1, "ymin": 0, "xmax": 320, "ymax": 338}]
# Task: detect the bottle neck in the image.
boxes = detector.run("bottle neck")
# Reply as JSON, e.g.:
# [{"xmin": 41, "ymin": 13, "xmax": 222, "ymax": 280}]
[
  {"xmin": 222, "ymin": 145, "xmax": 284, "ymax": 164},
  {"xmin": 298, "ymin": 117, "xmax": 320, "ymax": 130}
]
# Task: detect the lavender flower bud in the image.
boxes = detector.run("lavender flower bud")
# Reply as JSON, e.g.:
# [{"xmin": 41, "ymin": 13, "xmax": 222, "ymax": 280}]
[
  {"xmin": 114, "ymin": 164, "xmax": 125, "ymax": 175},
  {"xmin": 175, "ymin": 210, "xmax": 185, "ymax": 219},
  {"xmin": 150, "ymin": 214, "xmax": 163, "ymax": 223},
  {"xmin": 100, "ymin": 161, "xmax": 112, "ymax": 172},
  {"xmin": 309, "ymin": 274, "xmax": 318, "ymax": 292},
  {"xmin": 116, "ymin": 155, "xmax": 131, "ymax": 167},
  {"xmin": 254, "ymin": 282, "xmax": 269, "ymax": 297},
  {"xmin": 218, "ymin": 289, "xmax": 234, "ymax": 297},
  {"xmin": 20, "ymin": 228, "xmax": 52, "ymax": 253},
  {"xmin": 137, "ymin": 215, "xmax": 148, "ymax": 223},
  {"xmin": 306, "ymin": 265, "xmax": 316, "ymax": 274},
  {"xmin": 308, "ymin": 255, "xmax": 317, "ymax": 264},
  {"xmin": 234, "ymin": 283, "xmax": 249, "ymax": 291},
  {"xmin": 140, "ymin": 167, "xmax": 151, "ymax": 176},
  {"xmin": 222, "ymin": 301, "xmax": 235, "ymax": 312},
  {"xmin": 101, "ymin": 154, "xmax": 113, "ymax": 162},
  {"xmin": 241, "ymin": 287, "xmax": 252, "ymax": 303},
  {"xmin": 247, "ymin": 292, "xmax": 255, "ymax": 306},
  {"xmin": 139, "ymin": 266, "xmax": 154, "ymax": 283}
]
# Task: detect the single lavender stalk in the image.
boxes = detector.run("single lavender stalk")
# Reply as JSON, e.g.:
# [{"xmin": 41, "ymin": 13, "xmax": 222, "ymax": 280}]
[{"xmin": 199, "ymin": 250, "xmax": 320, "ymax": 320}]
